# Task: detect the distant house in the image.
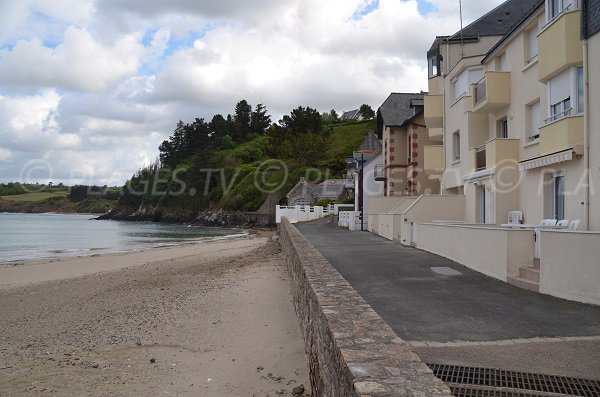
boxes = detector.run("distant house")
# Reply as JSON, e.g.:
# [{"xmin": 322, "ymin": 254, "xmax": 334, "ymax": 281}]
[
  {"xmin": 340, "ymin": 109, "xmax": 362, "ymax": 121},
  {"xmin": 377, "ymin": 92, "xmax": 439, "ymax": 196},
  {"xmin": 285, "ymin": 177, "xmax": 351, "ymax": 205},
  {"xmin": 347, "ymin": 131, "xmax": 384, "ymax": 218}
]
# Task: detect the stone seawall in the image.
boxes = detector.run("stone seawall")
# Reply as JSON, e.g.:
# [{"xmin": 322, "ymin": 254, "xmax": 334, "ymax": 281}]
[{"xmin": 278, "ymin": 218, "xmax": 452, "ymax": 397}]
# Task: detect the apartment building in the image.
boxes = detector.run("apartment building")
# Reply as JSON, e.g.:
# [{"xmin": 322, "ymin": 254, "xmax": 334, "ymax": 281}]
[
  {"xmin": 376, "ymin": 92, "xmax": 439, "ymax": 196},
  {"xmin": 583, "ymin": 0, "xmax": 600, "ymax": 230},
  {"xmin": 423, "ymin": 0, "xmax": 599, "ymax": 228}
]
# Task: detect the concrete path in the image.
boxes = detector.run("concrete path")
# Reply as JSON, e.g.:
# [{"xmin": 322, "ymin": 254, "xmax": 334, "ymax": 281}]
[{"xmin": 296, "ymin": 219, "xmax": 600, "ymax": 378}]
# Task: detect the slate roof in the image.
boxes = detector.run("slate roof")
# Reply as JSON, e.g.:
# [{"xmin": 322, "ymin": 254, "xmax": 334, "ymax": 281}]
[
  {"xmin": 313, "ymin": 179, "xmax": 348, "ymax": 199},
  {"xmin": 341, "ymin": 109, "xmax": 361, "ymax": 120},
  {"xmin": 377, "ymin": 93, "xmax": 424, "ymax": 128},
  {"xmin": 482, "ymin": 0, "xmax": 545, "ymax": 63},
  {"xmin": 450, "ymin": 0, "xmax": 542, "ymax": 40}
]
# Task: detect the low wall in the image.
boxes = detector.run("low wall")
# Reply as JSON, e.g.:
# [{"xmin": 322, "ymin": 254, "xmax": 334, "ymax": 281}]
[
  {"xmin": 279, "ymin": 218, "xmax": 451, "ymax": 396},
  {"xmin": 539, "ymin": 230, "xmax": 600, "ymax": 305},
  {"xmin": 398, "ymin": 195, "xmax": 465, "ymax": 246},
  {"xmin": 416, "ymin": 223, "xmax": 533, "ymax": 280}
]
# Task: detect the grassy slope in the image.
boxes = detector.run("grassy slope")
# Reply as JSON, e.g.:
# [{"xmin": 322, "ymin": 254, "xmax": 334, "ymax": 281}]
[
  {"xmin": 326, "ymin": 120, "xmax": 376, "ymax": 160},
  {"xmin": 0, "ymin": 192, "xmax": 67, "ymax": 202}
]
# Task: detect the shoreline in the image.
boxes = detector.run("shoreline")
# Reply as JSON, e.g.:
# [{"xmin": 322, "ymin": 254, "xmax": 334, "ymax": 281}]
[
  {"xmin": 0, "ymin": 234, "xmax": 311, "ymax": 396},
  {"xmin": 0, "ymin": 234, "xmax": 266, "ymax": 291},
  {"xmin": 0, "ymin": 229, "xmax": 253, "ymax": 268}
]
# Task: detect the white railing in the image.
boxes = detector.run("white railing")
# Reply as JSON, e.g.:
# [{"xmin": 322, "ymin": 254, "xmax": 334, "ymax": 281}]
[
  {"xmin": 276, "ymin": 205, "xmax": 327, "ymax": 224},
  {"xmin": 338, "ymin": 211, "xmax": 366, "ymax": 231}
]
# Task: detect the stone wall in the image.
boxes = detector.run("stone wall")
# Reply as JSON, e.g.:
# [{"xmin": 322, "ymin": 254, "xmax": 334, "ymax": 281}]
[{"xmin": 278, "ymin": 217, "xmax": 452, "ymax": 397}]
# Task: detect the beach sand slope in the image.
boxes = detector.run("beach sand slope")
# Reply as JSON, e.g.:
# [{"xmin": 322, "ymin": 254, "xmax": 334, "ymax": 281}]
[{"xmin": 0, "ymin": 237, "xmax": 310, "ymax": 396}]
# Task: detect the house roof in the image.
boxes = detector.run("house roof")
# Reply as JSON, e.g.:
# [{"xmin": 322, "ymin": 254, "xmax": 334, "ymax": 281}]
[
  {"xmin": 314, "ymin": 179, "xmax": 348, "ymax": 199},
  {"xmin": 482, "ymin": 0, "xmax": 544, "ymax": 63},
  {"xmin": 357, "ymin": 131, "xmax": 381, "ymax": 153},
  {"xmin": 449, "ymin": 0, "xmax": 542, "ymax": 40},
  {"xmin": 341, "ymin": 109, "xmax": 361, "ymax": 120},
  {"xmin": 377, "ymin": 93, "xmax": 424, "ymax": 129}
]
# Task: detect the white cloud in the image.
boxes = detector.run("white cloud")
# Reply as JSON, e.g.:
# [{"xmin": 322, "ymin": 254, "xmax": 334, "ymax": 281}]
[{"xmin": 0, "ymin": 27, "xmax": 143, "ymax": 92}]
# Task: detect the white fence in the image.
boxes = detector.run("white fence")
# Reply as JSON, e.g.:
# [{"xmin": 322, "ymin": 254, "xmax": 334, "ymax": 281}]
[
  {"xmin": 338, "ymin": 211, "xmax": 367, "ymax": 231},
  {"xmin": 276, "ymin": 205, "xmax": 328, "ymax": 224}
]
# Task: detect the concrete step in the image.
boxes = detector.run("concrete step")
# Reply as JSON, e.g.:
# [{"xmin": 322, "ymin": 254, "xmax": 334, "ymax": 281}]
[
  {"xmin": 507, "ymin": 276, "xmax": 539, "ymax": 292},
  {"xmin": 519, "ymin": 267, "xmax": 540, "ymax": 283}
]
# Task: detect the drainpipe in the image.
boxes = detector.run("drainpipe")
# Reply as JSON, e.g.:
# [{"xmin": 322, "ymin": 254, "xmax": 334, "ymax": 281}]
[{"xmin": 583, "ymin": 39, "xmax": 590, "ymax": 230}]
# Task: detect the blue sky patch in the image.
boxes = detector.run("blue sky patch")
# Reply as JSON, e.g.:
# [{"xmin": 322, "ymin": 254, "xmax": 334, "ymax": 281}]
[
  {"xmin": 352, "ymin": 0, "xmax": 380, "ymax": 20},
  {"xmin": 417, "ymin": 0, "xmax": 437, "ymax": 15}
]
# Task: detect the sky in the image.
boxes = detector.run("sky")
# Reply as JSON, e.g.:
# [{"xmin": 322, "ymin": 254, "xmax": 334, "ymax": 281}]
[{"xmin": 0, "ymin": 0, "xmax": 505, "ymax": 186}]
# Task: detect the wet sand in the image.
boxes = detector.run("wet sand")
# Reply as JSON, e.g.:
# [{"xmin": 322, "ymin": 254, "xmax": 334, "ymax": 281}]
[{"xmin": 0, "ymin": 235, "xmax": 310, "ymax": 396}]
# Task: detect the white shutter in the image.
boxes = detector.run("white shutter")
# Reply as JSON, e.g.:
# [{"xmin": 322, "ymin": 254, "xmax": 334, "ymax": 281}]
[
  {"xmin": 454, "ymin": 70, "xmax": 468, "ymax": 100},
  {"xmin": 549, "ymin": 69, "xmax": 571, "ymax": 105},
  {"xmin": 469, "ymin": 68, "xmax": 484, "ymax": 84},
  {"xmin": 528, "ymin": 26, "xmax": 538, "ymax": 61}
]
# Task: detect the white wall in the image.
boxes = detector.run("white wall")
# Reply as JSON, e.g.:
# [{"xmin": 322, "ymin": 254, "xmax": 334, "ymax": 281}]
[
  {"xmin": 539, "ymin": 230, "xmax": 600, "ymax": 304},
  {"xmin": 354, "ymin": 153, "xmax": 384, "ymax": 216},
  {"xmin": 416, "ymin": 223, "xmax": 533, "ymax": 280}
]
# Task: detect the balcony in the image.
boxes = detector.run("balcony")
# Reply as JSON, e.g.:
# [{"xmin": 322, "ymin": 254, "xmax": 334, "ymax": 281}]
[
  {"xmin": 538, "ymin": 10, "xmax": 583, "ymax": 82},
  {"xmin": 468, "ymin": 138, "xmax": 520, "ymax": 173},
  {"xmin": 539, "ymin": 113, "xmax": 583, "ymax": 155},
  {"xmin": 374, "ymin": 164, "xmax": 386, "ymax": 181},
  {"xmin": 471, "ymin": 72, "xmax": 511, "ymax": 113},
  {"xmin": 424, "ymin": 94, "xmax": 443, "ymax": 128},
  {"xmin": 424, "ymin": 145, "xmax": 444, "ymax": 172}
]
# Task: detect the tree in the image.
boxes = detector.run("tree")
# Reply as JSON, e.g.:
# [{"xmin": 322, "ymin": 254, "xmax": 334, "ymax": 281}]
[
  {"xmin": 250, "ymin": 103, "xmax": 271, "ymax": 133},
  {"xmin": 279, "ymin": 106, "xmax": 323, "ymax": 136},
  {"xmin": 359, "ymin": 104, "xmax": 375, "ymax": 120},
  {"xmin": 233, "ymin": 99, "xmax": 252, "ymax": 142},
  {"xmin": 330, "ymin": 109, "xmax": 339, "ymax": 121}
]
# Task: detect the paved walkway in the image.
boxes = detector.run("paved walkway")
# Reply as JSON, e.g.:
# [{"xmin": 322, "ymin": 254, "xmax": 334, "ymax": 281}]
[{"xmin": 296, "ymin": 219, "xmax": 600, "ymax": 378}]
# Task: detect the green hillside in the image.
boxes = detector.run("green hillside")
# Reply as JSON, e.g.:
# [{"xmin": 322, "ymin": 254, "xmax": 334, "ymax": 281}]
[{"xmin": 118, "ymin": 103, "xmax": 375, "ymax": 215}]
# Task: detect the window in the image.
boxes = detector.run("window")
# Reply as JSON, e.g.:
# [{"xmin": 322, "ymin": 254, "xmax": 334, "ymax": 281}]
[
  {"xmin": 526, "ymin": 25, "xmax": 539, "ymax": 63},
  {"xmin": 428, "ymin": 54, "xmax": 439, "ymax": 78},
  {"xmin": 478, "ymin": 185, "xmax": 486, "ymax": 223},
  {"xmin": 547, "ymin": 68, "xmax": 572, "ymax": 123},
  {"xmin": 452, "ymin": 131, "xmax": 460, "ymax": 161},
  {"xmin": 577, "ymin": 66, "xmax": 584, "ymax": 113},
  {"xmin": 453, "ymin": 70, "xmax": 468, "ymax": 100},
  {"xmin": 497, "ymin": 118, "xmax": 508, "ymax": 138},
  {"xmin": 452, "ymin": 68, "xmax": 483, "ymax": 101},
  {"xmin": 547, "ymin": 0, "xmax": 577, "ymax": 21},
  {"xmin": 553, "ymin": 175, "xmax": 565, "ymax": 220},
  {"xmin": 528, "ymin": 101, "xmax": 541, "ymax": 140},
  {"xmin": 550, "ymin": 98, "xmax": 571, "ymax": 122}
]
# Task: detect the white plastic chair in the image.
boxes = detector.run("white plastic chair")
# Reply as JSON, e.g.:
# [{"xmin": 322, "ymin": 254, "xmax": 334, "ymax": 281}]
[
  {"xmin": 540, "ymin": 219, "xmax": 557, "ymax": 226},
  {"xmin": 556, "ymin": 219, "xmax": 569, "ymax": 228},
  {"xmin": 507, "ymin": 211, "xmax": 523, "ymax": 224},
  {"xmin": 568, "ymin": 219, "xmax": 581, "ymax": 230}
]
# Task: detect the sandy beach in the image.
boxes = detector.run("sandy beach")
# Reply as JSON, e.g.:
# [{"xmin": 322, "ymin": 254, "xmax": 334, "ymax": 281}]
[{"xmin": 0, "ymin": 234, "xmax": 310, "ymax": 396}]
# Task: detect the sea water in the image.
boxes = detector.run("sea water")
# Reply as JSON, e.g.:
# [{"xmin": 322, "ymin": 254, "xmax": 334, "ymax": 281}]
[{"xmin": 0, "ymin": 213, "xmax": 246, "ymax": 263}]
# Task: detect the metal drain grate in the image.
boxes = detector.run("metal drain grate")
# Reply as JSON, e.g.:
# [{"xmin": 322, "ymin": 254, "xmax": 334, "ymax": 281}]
[
  {"xmin": 450, "ymin": 386, "xmax": 550, "ymax": 397},
  {"xmin": 427, "ymin": 364, "xmax": 600, "ymax": 397}
]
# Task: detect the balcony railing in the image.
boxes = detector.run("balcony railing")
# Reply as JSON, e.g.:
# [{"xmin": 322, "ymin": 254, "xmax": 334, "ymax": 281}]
[
  {"xmin": 474, "ymin": 77, "xmax": 487, "ymax": 106},
  {"xmin": 471, "ymin": 72, "xmax": 510, "ymax": 113},
  {"xmin": 545, "ymin": 107, "xmax": 572, "ymax": 124},
  {"xmin": 374, "ymin": 164, "xmax": 386, "ymax": 181},
  {"xmin": 475, "ymin": 146, "xmax": 487, "ymax": 171}
]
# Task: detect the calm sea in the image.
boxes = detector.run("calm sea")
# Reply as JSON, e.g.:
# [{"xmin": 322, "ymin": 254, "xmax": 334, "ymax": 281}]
[{"xmin": 0, "ymin": 213, "xmax": 246, "ymax": 264}]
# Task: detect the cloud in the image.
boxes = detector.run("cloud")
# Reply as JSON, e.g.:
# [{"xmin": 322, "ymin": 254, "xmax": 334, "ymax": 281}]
[{"xmin": 0, "ymin": 27, "xmax": 143, "ymax": 93}]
